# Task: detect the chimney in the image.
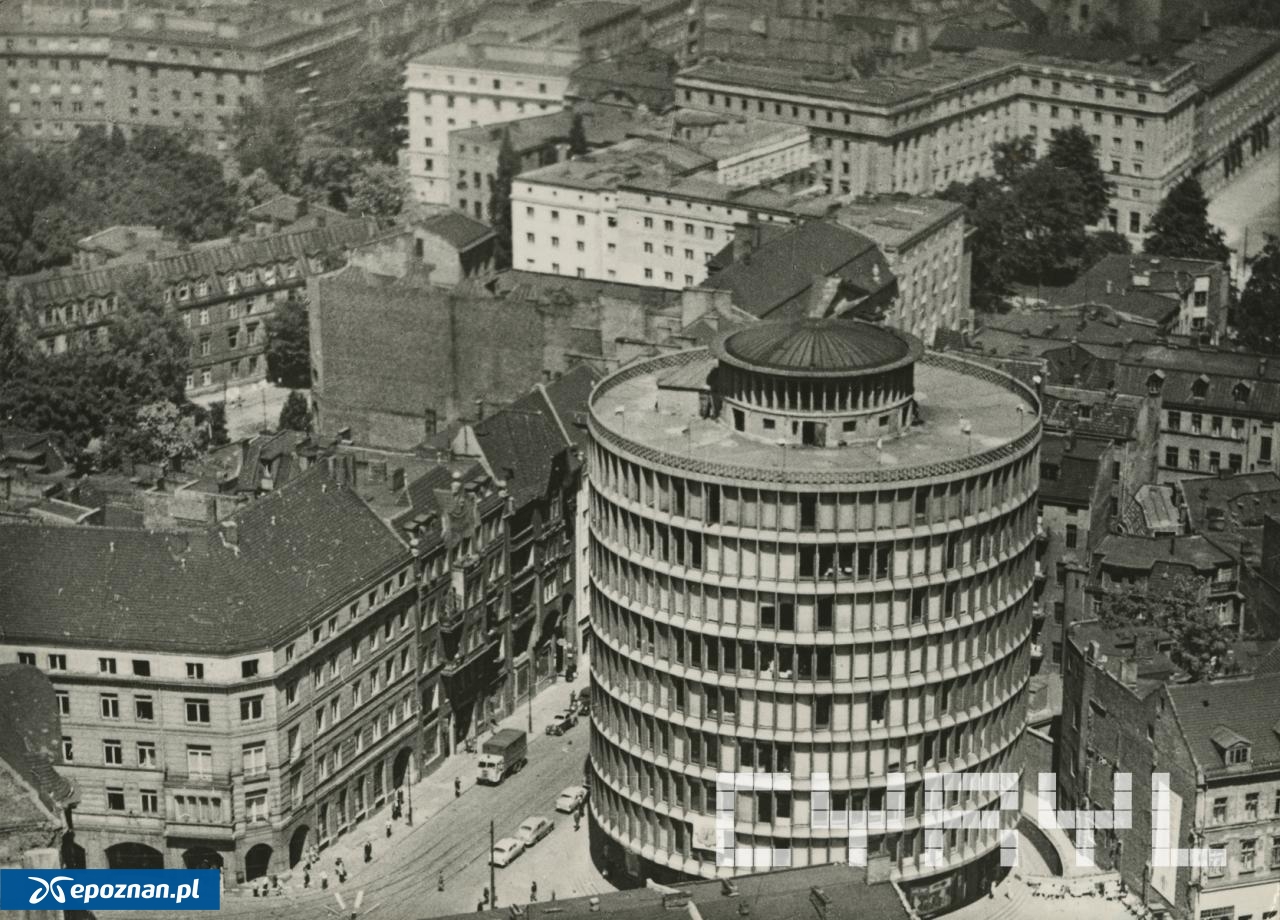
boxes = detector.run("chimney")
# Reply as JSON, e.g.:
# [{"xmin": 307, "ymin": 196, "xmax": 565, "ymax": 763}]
[
  {"xmin": 1170, "ymin": 534, "xmax": 1177, "ymax": 555},
  {"xmin": 296, "ymin": 197, "xmax": 309, "ymax": 219},
  {"xmin": 369, "ymin": 460, "xmax": 388, "ymax": 483},
  {"xmin": 1119, "ymin": 657, "xmax": 1138, "ymax": 688},
  {"xmin": 391, "ymin": 468, "xmax": 405, "ymax": 492},
  {"xmin": 220, "ymin": 520, "xmax": 239, "ymax": 548},
  {"xmin": 1201, "ymin": 9, "xmax": 1211, "ymax": 30},
  {"xmin": 475, "ymin": 398, "xmax": 486, "ymax": 421},
  {"xmin": 1105, "ymin": 279, "xmax": 1113, "ymax": 294},
  {"xmin": 450, "ymin": 471, "xmax": 462, "ymax": 494}
]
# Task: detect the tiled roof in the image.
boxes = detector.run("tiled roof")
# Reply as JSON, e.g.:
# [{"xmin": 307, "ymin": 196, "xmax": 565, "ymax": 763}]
[
  {"xmin": 0, "ymin": 664, "xmax": 75, "ymax": 811},
  {"xmin": 420, "ymin": 211, "xmax": 497, "ymax": 251},
  {"xmin": 1115, "ymin": 345, "xmax": 1280, "ymax": 417},
  {"xmin": 1168, "ymin": 671, "xmax": 1280, "ymax": 775},
  {"xmin": 1040, "ymin": 343, "xmax": 1119, "ymax": 391},
  {"xmin": 1095, "ymin": 533, "xmax": 1232, "ymax": 574},
  {"xmin": 12, "ymin": 218, "xmax": 379, "ymax": 306},
  {"xmin": 699, "ymin": 221, "xmax": 892, "ymax": 319},
  {"xmin": 1044, "ymin": 254, "xmax": 1226, "ymax": 326},
  {"xmin": 1042, "ymin": 387, "xmax": 1140, "ymax": 440},
  {"xmin": 543, "ymin": 364, "xmax": 601, "ymax": 454},
  {"xmin": 472, "ymin": 388, "xmax": 571, "ymax": 510},
  {"xmin": 568, "ymin": 46, "xmax": 678, "ymax": 111},
  {"xmin": 1039, "ymin": 434, "xmax": 1109, "ymax": 507},
  {"xmin": 0, "ymin": 469, "xmax": 408, "ymax": 654}
]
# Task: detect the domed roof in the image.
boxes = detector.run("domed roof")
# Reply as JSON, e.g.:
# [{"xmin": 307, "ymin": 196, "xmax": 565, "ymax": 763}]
[{"xmin": 715, "ymin": 319, "xmax": 920, "ymax": 378}]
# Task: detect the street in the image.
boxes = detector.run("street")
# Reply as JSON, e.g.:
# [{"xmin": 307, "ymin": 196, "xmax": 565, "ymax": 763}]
[
  {"xmin": 1208, "ymin": 147, "xmax": 1280, "ymax": 284},
  {"xmin": 114, "ymin": 667, "xmax": 613, "ymax": 920},
  {"xmin": 187, "ymin": 379, "xmax": 298, "ymax": 441}
]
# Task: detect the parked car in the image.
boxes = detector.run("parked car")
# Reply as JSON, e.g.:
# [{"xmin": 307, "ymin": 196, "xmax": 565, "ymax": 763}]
[
  {"xmin": 555, "ymin": 784, "xmax": 589, "ymax": 814},
  {"xmin": 491, "ymin": 837, "xmax": 525, "ymax": 868},
  {"xmin": 515, "ymin": 815, "xmax": 555, "ymax": 847},
  {"xmin": 545, "ymin": 710, "xmax": 578, "ymax": 736},
  {"xmin": 575, "ymin": 688, "xmax": 590, "ymax": 717}
]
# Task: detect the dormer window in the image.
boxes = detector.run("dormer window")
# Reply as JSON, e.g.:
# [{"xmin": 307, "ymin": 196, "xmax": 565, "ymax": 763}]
[
  {"xmin": 1233, "ymin": 382, "xmax": 1250, "ymax": 403},
  {"xmin": 1192, "ymin": 375, "xmax": 1209, "ymax": 399},
  {"xmin": 1210, "ymin": 724, "xmax": 1252, "ymax": 766},
  {"xmin": 1146, "ymin": 370, "xmax": 1164, "ymax": 396}
]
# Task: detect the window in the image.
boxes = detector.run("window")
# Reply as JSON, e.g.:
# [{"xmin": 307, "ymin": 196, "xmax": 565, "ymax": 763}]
[
  {"xmin": 1129, "ymin": 212, "xmax": 1141, "ymax": 234},
  {"xmin": 48, "ymin": 654, "xmax": 66, "ymax": 671},
  {"xmin": 239, "ymin": 696, "xmax": 263, "ymax": 721},
  {"xmin": 135, "ymin": 696, "xmax": 154, "ymax": 721},
  {"xmin": 132, "ymin": 659, "xmax": 151, "ymax": 676},
  {"xmin": 185, "ymin": 698, "xmax": 211, "ymax": 724},
  {"xmin": 1245, "ymin": 792, "xmax": 1259, "ymax": 819},
  {"xmin": 1167, "ymin": 410, "xmax": 1181, "ymax": 430},
  {"xmin": 140, "ymin": 789, "xmax": 159, "ymax": 814},
  {"xmin": 186, "ymin": 662, "xmax": 204, "ymax": 680},
  {"xmin": 871, "ymin": 693, "xmax": 887, "ymax": 725},
  {"xmin": 100, "ymin": 694, "xmax": 119, "ymax": 719},
  {"xmin": 243, "ymin": 743, "xmax": 267, "ymax": 778},
  {"xmin": 17, "ymin": 652, "xmax": 35, "ymax": 666},
  {"xmin": 187, "ymin": 745, "xmax": 213, "ymax": 778},
  {"xmin": 103, "ymin": 739, "xmax": 123, "ymax": 765},
  {"xmin": 62, "ymin": 737, "xmax": 73, "ymax": 762},
  {"xmin": 246, "ymin": 790, "xmax": 268, "ymax": 822},
  {"xmin": 1240, "ymin": 837, "xmax": 1257, "ymax": 872},
  {"xmin": 106, "ymin": 788, "xmax": 126, "ymax": 811},
  {"xmin": 98, "ymin": 657, "xmax": 117, "ymax": 674},
  {"xmin": 1212, "ymin": 796, "xmax": 1227, "ymax": 823},
  {"xmin": 55, "ymin": 690, "xmax": 69, "ymax": 715},
  {"xmin": 137, "ymin": 741, "xmax": 157, "ymax": 768}
]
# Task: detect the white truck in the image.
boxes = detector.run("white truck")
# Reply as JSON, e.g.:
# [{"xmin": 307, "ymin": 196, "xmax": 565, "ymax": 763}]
[{"xmin": 477, "ymin": 729, "xmax": 528, "ymax": 785}]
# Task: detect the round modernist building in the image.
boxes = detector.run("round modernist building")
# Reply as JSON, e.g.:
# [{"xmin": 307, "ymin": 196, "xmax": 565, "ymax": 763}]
[{"xmin": 585, "ymin": 319, "xmax": 1041, "ymax": 914}]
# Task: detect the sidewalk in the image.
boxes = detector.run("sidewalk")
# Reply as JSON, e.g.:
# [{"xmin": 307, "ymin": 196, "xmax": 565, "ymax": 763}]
[{"xmin": 237, "ymin": 657, "xmax": 589, "ymax": 896}]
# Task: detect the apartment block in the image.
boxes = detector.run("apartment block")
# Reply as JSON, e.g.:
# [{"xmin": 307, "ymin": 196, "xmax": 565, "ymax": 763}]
[
  {"xmin": 0, "ymin": 470, "xmax": 417, "ymax": 881},
  {"xmin": 0, "ymin": 2, "xmax": 364, "ymax": 151},
  {"xmin": 405, "ymin": 41, "xmax": 579, "ymax": 204},
  {"xmin": 676, "ymin": 34, "xmax": 1200, "ymax": 242},
  {"xmin": 7, "ymin": 217, "xmax": 379, "ymax": 397}
]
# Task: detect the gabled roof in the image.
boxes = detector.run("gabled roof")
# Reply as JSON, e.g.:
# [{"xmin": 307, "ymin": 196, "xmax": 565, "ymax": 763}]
[
  {"xmin": 1116, "ymin": 345, "xmax": 1280, "ymax": 417},
  {"xmin": 699, "ymin": 221, "xmax": 893, "ymax": 319},
  {"xmin": 472, "ymin": 388, "xmax": 571, "ymax": 510},
  {"xmin": 0, "ymin": 469, "xmax": 408, "ymax": 654},
  {"xmin": 1094, "ymin": 533, "xmax": 1232, "ymax": 574},
  {"xmin": 543, "ymin": 364, "xmax": 601, "ymax": 454},
  {"xmin": 420, "ymin": 211, "xmax": 497, "ymax": 252},
  {"xmin": 1168, "ymin": 671, "xmax": 1280, "ymax": 774}
]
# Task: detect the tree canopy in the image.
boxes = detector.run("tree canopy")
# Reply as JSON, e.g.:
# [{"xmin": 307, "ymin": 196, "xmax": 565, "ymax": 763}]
[
  {"xmin": 489, "ymin": 130, "xmax": 520, "ymax": 266},
  {"xmin": 568, "ymin": 113, "xmax": 589, "ymax": 157},
  {"xmin": 326, "ymin": 58, "xmax": 408, "ymax": 166},
  {"xmin": 278, "ymin": 390, "xmax": 312, "ymax": 433},
  {"xmin": 1046, "ymin": 125, "xmax": 1114, "ymax": 226},
  {"xmin": 1094, "ymin": 575, "xmax": 1241, "ymax": 682},
  {"xmin": 1234, "ymin": 235, "xmax": 1280, "ymax": 353},
  {"xmin": 1143, "ymin": 175, "xmax": 1230, "ymax": 263},
  {"xmin": 264, "ymin": 297, "xmax": 311, "ymax": 390},
  {"xmin": 0, "ymin": 127, "xmax": 239, "ymax": 276},
  {"xmin": 232, "ymin": 96, "xmax": 304, "ymax": 191}
]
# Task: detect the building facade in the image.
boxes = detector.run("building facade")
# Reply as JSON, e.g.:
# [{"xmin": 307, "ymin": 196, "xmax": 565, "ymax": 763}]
[
  {"xmin": 8, "ymin": 218, "xmax": 378, "ymax": 397},
  {"xmin": 404, "ymin": 41, "xmax": 579, "ymax": 204},
  {"xmin": 585, "ymin": 318, "xmax": 1041, "ymax": 913},
  {"xmin": 675, "ymin": 42, "xmax": 1201, "ymax": 242},
  {"xmin": 0, "ymin": 2, "xmax": 364, "ymax": 151},
  {"xmin": 0, "ymin": 471, "xmax": 417, "ymax": 882}
]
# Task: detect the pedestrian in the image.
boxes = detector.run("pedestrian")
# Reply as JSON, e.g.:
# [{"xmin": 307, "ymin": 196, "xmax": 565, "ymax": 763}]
[
  {"xmin": 454, "ymin": 776, "xmax": 462, "ymax": 798},
  {"xmin": 476, "ymin": 900, "xmax": 485, "ymax": 913},
  {"xmin": 437, "ymin": 871, "xmax": 445, "ymax": 892},
  {"xmin": 530, "ymin": 881, "xmax": 538, "ymax": 902},
  {"xmin": 320, "ymin": 871, "xmax": 329, "ymax": 890},
  {"xmin": 363, "ymin": 838, "xmax": 373, "ymax": 863},
  {"xmin": 482, "ymin": 886, "xmax": 489, "ymax": 905},
  {"xmin": 303, "ymin": 868, "xmax": 311, "ymax": 889},
  {"xmin": 574, "ymin": 812, "xmax": 581, "ymax": 831},
  {"xmin": 252, "ymin": 886, "xmax": 260, "ymax": 898},
  {"xmin": 271, "ymin": 875, "xmax": 279, "ymax": 890},
  {"xmin": 386, "ymin": 818, "xmax": 393, "ymax": 838}
]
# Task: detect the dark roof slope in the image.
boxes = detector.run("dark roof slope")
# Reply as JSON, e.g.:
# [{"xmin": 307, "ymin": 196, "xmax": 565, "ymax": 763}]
[
  {"xmin": 0, "ymin": 469, "xmax": 408, "ymax": 654},
  {"xmin": 543, "ymin": 364, "xmax": 601, "ymax": 454},
  {"xmin": 473, "ymin": 388, "xmax": 571, "ymax": 509},
  {"xmin": 700, "ymin": 221, "xmax": 893, "ymax": 319},
  {"xmin": 1095, "ymin": 533, "xmax": 1232, "ymax": 573},
  {"xmin": 718, "ymin": 319, "xmax": 916, "ymax": 378},
  {"xmin": 1039, "ymin": 434, "xmax": 1109, "ymax": 507},
  {"xmin": 0, "ymin": 664, "xmax": 75, "ymax": 811},
  {"xmin": 1168, "ymin": 671, "xmax": 1280, "ymax": 775},
  {"xmin": 420, "ymin": 211, "xmax": 497, "ymax": 251}
]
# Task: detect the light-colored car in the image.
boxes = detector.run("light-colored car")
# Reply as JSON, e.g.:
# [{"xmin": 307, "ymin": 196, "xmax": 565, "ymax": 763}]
[
  {"xmin": 491, "ymin": 837, "xmax": 525, "ymax": 868},
  {"xmin": 555, "ymin": 784, "xmax": 588, "ymax": 814},
  {"xmin": 515, "ymin": 815, "xmax": 555, "ymax": 847}
]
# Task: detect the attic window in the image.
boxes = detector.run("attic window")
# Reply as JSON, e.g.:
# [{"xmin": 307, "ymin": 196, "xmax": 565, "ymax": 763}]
[
  {"xmin": 1146, "ymin": 371, "xmax": 1164, "ymax": 395},
  {"xmin": 1226, "ymin": 744, "xmax": 1250, "ymax": 765},
  {"xmin": 1041, "ymin": 462, "xmax": 1060, "ymax": 482},
  {"xmin": 1077, "ymin": 405, "xmax": 1093, "ymax": 420},
  {"xmin": 1233, "ymin": 382, "xmax": 1250, "ymax": 403},
  {"xmin": 1192, "ymin": 376, "xmax": 1209, "ymax": 399},
  {"xmin": 1210, "ymin": 724, "xmax": 1252, "ymax": 765}
]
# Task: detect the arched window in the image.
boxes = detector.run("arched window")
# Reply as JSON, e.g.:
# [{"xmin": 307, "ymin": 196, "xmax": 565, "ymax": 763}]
[
  {"xmin": 1192, "ymin": 375, "xmax": 1209, "ymax": 399},
  {"xmin": 1232, "ymin": 381, "xmax": 1250, "ymax": 403}
]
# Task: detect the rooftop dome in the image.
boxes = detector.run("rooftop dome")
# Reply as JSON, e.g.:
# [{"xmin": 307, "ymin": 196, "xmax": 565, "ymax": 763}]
[{"xmin": 715, "ymin": 319, "xmax": 921, "ymax": 378}]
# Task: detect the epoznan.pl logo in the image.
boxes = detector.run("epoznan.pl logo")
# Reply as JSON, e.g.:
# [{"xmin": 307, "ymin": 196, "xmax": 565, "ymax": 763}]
[{"xmin": 1, "ymin": 869, "xmax": 221, "ymax": 911}]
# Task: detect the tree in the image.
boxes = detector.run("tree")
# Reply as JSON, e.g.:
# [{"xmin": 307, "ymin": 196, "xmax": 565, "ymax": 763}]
[
  {"xmin": 232, "ymin": 97, "xmax": 303, "ymax": 190},
  {"xmin": 940, "ymin": 177, "xmax": 1021, "ymax": 310},
  {"xmin": 1144, "ymin": 176, "xmax": 1230, "ymax": 263},
  {"xmin": 1047, "ymin": 125, "xmax": 1114, "ymax": 226},
  {"xmin": 264, "ymin": 297, "xmax": 311, "ymax": 389},
  {"xmin": 1008, "ymin": 161, "xmax": 1091, "ymax": 284},
  {"xmin": 1079, "ymin": 230, "xmax": 1132, "ymax": 270},
  {"xmin": 347, "ymin": 162, "xmax": 409, "ymax": 221},
  {"xmin": 207, "ymin": 401, "xmax": 230, "ymax": 447},
  {"xmin": 329, "ymin": 59, "xmax": 408, "ymax": 165},
  {"xmin": 991, "ymin": 135, "xmax": 1037, "ymax": 185},
  {"xmin": 0, "ymin": 136, "xmax": 70, "ymax": 275},
  {"xmin": 1235, "ymin": 235, "xmax": 1280, "ymax": 353},
  {"xmin": 102, "ymin": 401, "xmax": 202, "ymax": 467},
  {"xmin": 567, "ymin": 112, "xmax": 589, "ymax": 157},
  {"xmin": 489, "ymin": 129, "xmax": 519, "ymax": 264},
  {"xmin": 1095, "ymin": 575, "xmax": 1240, "ymax": 682},
  {"xmin": 278, "ymin": 390, "xmax": 311, "ymax": 433}
]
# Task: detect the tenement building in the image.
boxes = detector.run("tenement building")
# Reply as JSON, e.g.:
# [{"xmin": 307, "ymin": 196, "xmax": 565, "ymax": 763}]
[
  {"xmin": 585, "ymin": 318, "xmax": 1040, "ymax": 913},
  {"xmin": 0, "ymin": 470, "xmax": 418, "ymax": 882}
]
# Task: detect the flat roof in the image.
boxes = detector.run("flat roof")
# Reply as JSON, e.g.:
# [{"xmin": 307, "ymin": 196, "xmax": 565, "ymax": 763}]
[
  {"xmin": 591, "ymin": 349, "xmax": 1038, "ymax": 484},
  {"xmin": 520, "ymin": 137, "xmax": 712, "ymax": 191},
  {"xmin": 832, "ymin": 195, "xmax": 964, "ymax": 249},
  {"xmin": 410, "ymin": 40, "xmax": 579, "ymax": 77}
]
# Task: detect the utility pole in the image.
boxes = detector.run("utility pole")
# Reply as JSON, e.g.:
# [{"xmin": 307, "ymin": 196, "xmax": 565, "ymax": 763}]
[{"xmin": 490, "ymin": 820, "xmax": 497, "ymax": 908}]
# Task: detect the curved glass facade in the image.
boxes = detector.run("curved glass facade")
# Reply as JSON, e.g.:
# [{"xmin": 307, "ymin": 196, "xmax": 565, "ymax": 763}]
[{"xmin": 585, "ymin": 322, "xmax": 1041, "ymax": 889}]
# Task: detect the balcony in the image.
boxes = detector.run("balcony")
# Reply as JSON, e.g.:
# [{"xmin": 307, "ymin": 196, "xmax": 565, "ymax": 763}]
[
  {"xmin": 441, "ymin": 634, "xmax": 500, "ymax": 677},
  {"xmin": 439, "ymin": 590, "xmax": 464, "ymax": 632},
  {"xmin": 164, "ymin": 769, "xmax": 233, "ymax": 790}
]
